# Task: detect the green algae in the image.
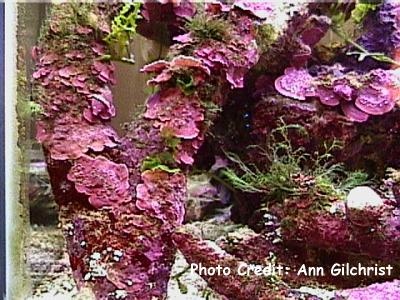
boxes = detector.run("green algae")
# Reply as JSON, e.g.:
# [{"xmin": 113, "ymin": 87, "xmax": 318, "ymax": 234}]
[{"xmin": 220, "ymin": 122, "xmax": 371, "ymax": 203}]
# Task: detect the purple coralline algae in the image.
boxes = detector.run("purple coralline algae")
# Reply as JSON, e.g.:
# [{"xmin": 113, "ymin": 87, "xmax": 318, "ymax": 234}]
[
  {"xmin": 274, "ymin": 66, "xmax": 400, "ymax": 122},
  {"xmin": 144, "ymin": 88, "xmax": 204, "ymax": 139},
  {"xmin": 336, "ymin": 280, "xmax": 400, "ymax": 300},
  {"xmin": 67, "ymin": 155, "xmax": 131, "ymax": 209}
]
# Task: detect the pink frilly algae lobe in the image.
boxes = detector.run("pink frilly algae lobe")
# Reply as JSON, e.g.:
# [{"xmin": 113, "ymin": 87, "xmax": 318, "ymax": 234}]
[
  {"xmin": 141, "ymin": 55, "xmax": 210, "ymax": 86},
  {"xmin": 36, "ymin": 119, "xmax": 118, "ymax": 160},
  {"xmin": 144, "ymin": 88, "xmax": 204, "ymax": 139},
  {"xmin": 67, "ymin": 155, "xmax": 131, "ymax": 209},
  {"xmin": 232, "ymin": 0, "xmax": 274, "ymax": 20},
  {"xmin": 274, "ymin": 66, "xmax": 400, "ymax": 122},
  {"xmin": 274, "ymin": 67, "xmax": 316, "ymax": 100},
  {"xmin": 194, "ymin": 38, "xmax": 259, "ymax": 89}
]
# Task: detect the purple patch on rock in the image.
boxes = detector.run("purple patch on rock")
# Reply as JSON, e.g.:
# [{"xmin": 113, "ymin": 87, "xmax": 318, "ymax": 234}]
[
  {"xmin": 173, "ymin": 1, "xmax": 196, "ymax": 19},
  {"xmin": 142, "ymin": 56, "xmax": 210, "ymax": 85},
  {"xmin": 40, "ymin": 53, "xmax": 59, "ymax": 65},
  {"xmin": 333, "ymin": 82, "xmax": 353, "ymax": 101},
  {"xmin": 59, "ymin": 66, "xmax": 81, "ymax": 78},
  {"xmin": 355, "ymin": 86, "xmax": 395, "ymax": 115},
  {"xmin": 341, "ymin": 102, "xmax": 369, "ymax": 123},
  {"xmin": 336, "ymin": 280, "xmax": 400, "ymax": 300},
  {"xmin": 88, "ymin": 87, "xmax": 116, "ymax": 120},
  {"xmin": 316, "ymin": 87, "xmax": 341, "ymax": 106}
]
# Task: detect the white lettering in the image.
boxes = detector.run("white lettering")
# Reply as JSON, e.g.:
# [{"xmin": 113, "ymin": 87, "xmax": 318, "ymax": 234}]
[{"xmin": 190, "ymin": 263, "xmax": 231, "ymax": 276}]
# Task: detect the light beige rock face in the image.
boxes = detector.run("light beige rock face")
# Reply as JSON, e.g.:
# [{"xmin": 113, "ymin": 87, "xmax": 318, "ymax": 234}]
[
  {"xmin": 346, "ymin": 186, "xmax": 384, "ymax": 210},
  {"xmin": 345, "ymin": 186, "xmax": 384, "ymax": 227}
]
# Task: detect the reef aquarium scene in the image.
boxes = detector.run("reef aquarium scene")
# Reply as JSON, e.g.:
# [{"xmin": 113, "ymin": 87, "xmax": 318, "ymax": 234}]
[{"xmin": 10, "ymin": 0, "xmax": 400, "ymax": 299}]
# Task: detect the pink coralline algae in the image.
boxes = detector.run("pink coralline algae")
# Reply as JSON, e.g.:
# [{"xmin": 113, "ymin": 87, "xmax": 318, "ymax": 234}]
[
  {"xmin": 289, "ymin": 15, "xmax": 330, "ymax": 68},
  {"xmin": 92, "ymin": 61, "xmax": 116, "ymax": 85},
  {"xmin": 354, "ymin": 69, "xmax": 397, "ymax": 115},
  {"xmin": 167, "ymin": 4, "xmax": 260, "ymax": 90},
  {"xmin": 381, "ymin": 1, "xmax": 400, "ymax": 52},
  {"xmin": 383, "ymin": 209, "xmax": 400, "ymax": 240},
  {"xmin": 138, "ymin": 0, "xmax": 196, "ymax": 43},
  {"xmin": 173, "ymin": 1, "xmax": 196, "ymax": 19},
  {"xmin": 194, "ymin": 40, "xmax": 259, "ymax": 89},
  {"xmin": 330, "ymin": 69, "xmax": 399, "ymax": 120},
  {"xmin": 119, "ymin": 118, "xmax": 168, "ymax": 172},
  {"xmin": 136, "ymin": 170, "xmax": 186, "ymax": 229},
  {"xmin": 203, "ymin": 0, "xmax": 275, "ymax": 20},
  {"xmin": 67, "ymin": 155, "xmax": 131, "ymax": 209},
  {"xmin": 33, "ymin": 16, "xmax": 118, "ymax": 159},
  {"xmin": 173, "ymin": 224, "xmax": 399, "ymax": 299},
  {"xmin": 233, "ymin": 1, "xmax": 274, "ymax": 20},
  {"xmin": 336, "ymin": 280, "xmax": 400, "ymax": 300},
  {"xmin": 32, "ymin": 67, "xmax": 53, "ymax": 80},
  {"xmin": 316, "ymin": 86, "xmax": 341, "ymax": 106},
  {"xmin": 172, "ymin": 32, "xmax": 193, "ymax": 43},
  {"xmin": 274, "ymin": 67, "xmax": 400, "ymax": 122},
  {"xmin": 172, "ymin": 231, "xmax": 277, "ymax": 300},
  {"xmin": 141, "ymin": 0, "xmax": 196, "ymax": 22},
  {"xmin": 274, "ymin": 68, "xmax": 316, "ymax": 100},
  {"xmin": 33, "ymin": 2, "xmax": 277, "ymax": 299},
  {"xmin": 137, "ymin": 2, "xmax": 262, "ymax": 168},
  {"xmin": 341, "ymin": 102, "xmax": 369, "ymax": 123},
  {"xmin": 32, "ymin": 3, "xmax": 193, "ymax": 299},
  {"xmin": 59, "ymin": 66, "xmax": 81, "ymax": 78},
  {"xmin": 259, "ymin": 13, "xmax": 330, "ymax": 71},
  {"xmin": 141, "ymin": 55, "xmax": 210, "ymax": 85},
  {"xmin": 144, "ymin": 88, "xmax": 204, "ymax": 139},
  {"xmin": 84, "ymin": 87, "xmax": 116, "ymax": 122},
  {"xmin": 171, "ymin": 231, "xmax": 332, "ymax": 300},
  {"xmin": 39, "ymin": 52, "xmax": 59, "ymax": 65},
  {"xmin": 174, "ymin": 134, "xmax": 204, "ymax": 165},
  {"xmin": 205, "ymin": 1, "xmax": 231, "ymax": 14},
  {"xmin": 349, "ymin": 1, "xmax": 400, "ymax": 70},
  {"xmin": 36, "ymin": 118, "xmax": 118, "ymax": 160}
]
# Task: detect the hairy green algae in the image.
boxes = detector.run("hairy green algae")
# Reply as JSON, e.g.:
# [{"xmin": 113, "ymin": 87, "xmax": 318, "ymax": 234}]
[
  {"xmin": 186, "ymin": 13, "xmax": 231, "ymax": 42},
  {"xmin": 220, "ymin": 122, "xmax": 371, "ymax": 204},
  {"xmin": 256, "ymin": 23, "xmax": 278, "ymax": 52}
]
